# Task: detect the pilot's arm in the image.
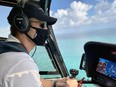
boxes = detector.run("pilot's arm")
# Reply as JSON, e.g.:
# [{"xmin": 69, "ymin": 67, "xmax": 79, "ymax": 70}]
[{"xmin": 41, "ymin": 77, "xmax": 78, "ymax": 87}]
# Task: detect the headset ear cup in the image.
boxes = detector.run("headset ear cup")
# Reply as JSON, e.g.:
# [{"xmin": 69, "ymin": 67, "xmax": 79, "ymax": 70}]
[{"xmin": 14, "ymin": 14, "xmax": 29, "ymax": 33}]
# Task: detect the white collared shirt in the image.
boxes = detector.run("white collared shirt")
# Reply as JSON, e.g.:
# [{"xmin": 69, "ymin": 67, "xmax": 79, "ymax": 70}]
[
  {"xmin": 0, "ymin": 34, "xmax": 43, "ymax": 87},
  {"xmin": 6, "ymin": 34, "xmax": 20, "ymax": 43}
]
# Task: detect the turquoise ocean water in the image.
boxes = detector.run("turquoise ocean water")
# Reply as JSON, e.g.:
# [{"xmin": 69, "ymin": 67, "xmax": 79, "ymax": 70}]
[{"xmin": 55, "ymin": 31, "xmax": 116, "ymax": 80}]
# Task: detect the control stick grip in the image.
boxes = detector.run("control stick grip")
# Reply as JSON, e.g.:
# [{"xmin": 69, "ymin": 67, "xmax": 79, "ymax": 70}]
[{"xmin": 70, "ymin": 69, "xmax": 79, "ymax": 78}]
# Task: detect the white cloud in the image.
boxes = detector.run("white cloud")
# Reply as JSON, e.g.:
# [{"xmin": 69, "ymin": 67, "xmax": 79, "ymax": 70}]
[
  {"xmin": 95, "ymin": 0, "xmax": 110, "ymax": 15},
  {"xmin": 91, "ymin": 0, "xmax": 116, "ymax": 24},
  {"xmin": 51, "ymin": 0, "xmax": 116, "ymax": 30},
  {"xmin": 54, "ymin": 9, "xmax": 68, "ymax": 18},
  {"xmin": 52, "ymin": 1, "xmax": 92, "ymax": 30}
]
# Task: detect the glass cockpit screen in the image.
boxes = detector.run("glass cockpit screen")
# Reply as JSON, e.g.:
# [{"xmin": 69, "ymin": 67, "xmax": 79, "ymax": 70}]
[{"xmin": 96, "ymin": 58, "xmax": 116, "ymax": 80}]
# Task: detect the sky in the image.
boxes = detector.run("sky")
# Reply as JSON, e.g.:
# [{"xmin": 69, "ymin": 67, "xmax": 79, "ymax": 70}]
[
  {"xmin": 50, "ymin": 0, "xmax": 116, "ymax": 37},
  {"xmin": 0, "ymin": 0, "xmax": 116, "ymax": 38}
]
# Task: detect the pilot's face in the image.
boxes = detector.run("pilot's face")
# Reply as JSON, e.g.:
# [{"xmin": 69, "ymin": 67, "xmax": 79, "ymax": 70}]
[
  {"xmin": 27, "ymin": 18, "xmax": 48, "ymax": 39},
  {"xmin": 30, "ymin": 18, "xmax": 48, "ymax": 29}
]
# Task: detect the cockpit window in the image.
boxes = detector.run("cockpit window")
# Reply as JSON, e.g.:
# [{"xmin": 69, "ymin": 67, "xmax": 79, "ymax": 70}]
[
  {"xmin": 30, "ymin": 46, "xmax": 61, "ymax": 78},
  {"xmin": 0, "ymin": 6, "xmax": 11, "ymax": 37},
  {"xmin": 51, "ymin": 0, "xmax": 116, "ymax": 80},
  {"xmin": 31, "ymin": 46, "xmax": 55, "ymax": 71}
]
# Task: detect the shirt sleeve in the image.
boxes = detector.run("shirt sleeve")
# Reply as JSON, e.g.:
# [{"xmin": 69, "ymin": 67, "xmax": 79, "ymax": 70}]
[{"xmin": 4, "ymin": 59, "xmax": 43, "ymax": 87}]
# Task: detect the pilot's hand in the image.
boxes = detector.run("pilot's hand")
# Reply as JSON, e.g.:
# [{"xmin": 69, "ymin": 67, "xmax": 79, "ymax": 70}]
[
  {"xmin": 66, "ymin": 78, "xmax": 78, "ymax": 87},
  {"xmin": 55, "ymin": 76, "xmax": 78, "ymax": 87}
]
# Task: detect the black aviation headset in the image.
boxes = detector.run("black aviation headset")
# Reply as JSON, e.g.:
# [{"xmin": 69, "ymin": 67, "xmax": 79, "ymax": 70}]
[
  {"xmin": 13, "ymin": 2, "xmax": 30, "ymax": 33},
  {"xmin": 11, "ymin": 1, "xmax": 47, "ymax": 33}
]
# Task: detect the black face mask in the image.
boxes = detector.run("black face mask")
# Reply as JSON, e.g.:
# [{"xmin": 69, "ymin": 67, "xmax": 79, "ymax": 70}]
[{"xmin": 27, "ymin": 26, "xmax": 49, "ymax": 45}]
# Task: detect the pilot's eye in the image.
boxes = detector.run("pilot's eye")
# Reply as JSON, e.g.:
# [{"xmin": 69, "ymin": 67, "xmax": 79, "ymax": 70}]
[{"xmin": 40, "ymin": 22, "xmax": 47, "ymax": 28}]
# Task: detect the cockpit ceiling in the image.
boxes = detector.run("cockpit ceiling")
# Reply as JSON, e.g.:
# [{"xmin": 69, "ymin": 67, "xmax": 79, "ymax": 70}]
[
  {"xmin": 0, "ymin": 0, "xmax": 40, "ymax": 7},
  {"xmin": 0, "ymin": 0, "xmax": 17, "ymax": 6},
  {"xmin": 0, "ymin": 0, "xmax": 51, "ymax": 13}
]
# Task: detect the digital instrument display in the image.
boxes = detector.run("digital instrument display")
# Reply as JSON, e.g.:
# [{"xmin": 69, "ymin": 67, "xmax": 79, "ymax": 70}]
[{"xmin": 96, "ymin": 58, "xmax": 116, "ymax": 80}]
